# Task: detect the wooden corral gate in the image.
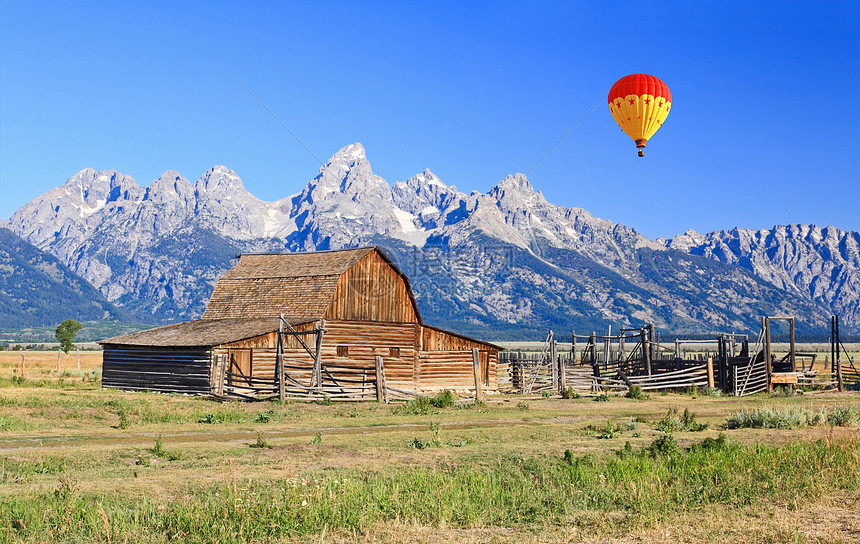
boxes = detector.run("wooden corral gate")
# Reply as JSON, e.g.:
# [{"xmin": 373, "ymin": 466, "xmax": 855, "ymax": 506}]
[{"xmin": 211, "ymin": 316, "xmax": 395, "ymax": 402}]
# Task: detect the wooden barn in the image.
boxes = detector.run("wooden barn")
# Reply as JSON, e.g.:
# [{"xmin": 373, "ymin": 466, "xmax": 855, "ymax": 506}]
[{"xmin": 101, "ymin": 247, "xmax": 502, "ymax": 399}]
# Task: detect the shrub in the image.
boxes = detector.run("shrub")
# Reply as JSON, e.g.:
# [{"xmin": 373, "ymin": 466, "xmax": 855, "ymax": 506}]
[
  {"xmin": 311, "ymin": 432, "xmax": 323, "ymax": 445},
  {"xmin": 405, "ymin": 397, "xmax": 432, "ymax": 415},
  {"xmin": 625, "ymin": 385, "xmax": 649, "ymax": 400},
  {"xmin": 516, "ymin": 401, "xmax": 529, "ymax": 411},
  {"xmin": 594, "ymin": 394, "xmax": 610, "ymax": 402},
  {"xmin": 149, "ymin": 435, "xmax": 182, "ymax": 461},
  {"xmin": 647, "ymin": 434, "xmax": 679, "ymax": 458},
  {"xmin": 254, "ymin": 409, "xmax": 275, "ymax": 423},
  {"xmin": 197, "ymin": 413, "xmax": 221, "ymax": 424},
  {"xmin": 689, "ymin": 433, "xmax": 728, "ymax": 453},
  {"xmin": 249, "ymin": 435, "xmax": 273, "ymax": 449},
  {"xmin": 725, "ymin": 407, "xmax": 819, "ymax": 429},
  {"xmin": 827, "ymin": 406, "xmax": 858, "ymax": 427},
  {"xmin": 562, "ymin": 387, "xmax": 580, "ymax": 399},
  {"xmin": 430, "ymin": 389, "xmax": 456, "ymax": 408},
  {"xmin": 770, "ymin": 386, "xmax": 796, "ymax": 398},
  {"xmin": 115, "ymin": 410, "xmax": 131, "ymax": 429},
  {"xmin": 654, "ymin": 408, "xmax": 707, "ymax": 433}
]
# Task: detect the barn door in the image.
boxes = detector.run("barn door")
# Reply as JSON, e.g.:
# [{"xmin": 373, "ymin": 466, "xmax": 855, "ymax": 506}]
[
  {"xmin": 480, "ymin": 351, "xmax": 490, "ymax": 386},
  {"xmin": 229, "ymin": 349, "xmax": 252, "ymax": 386}
]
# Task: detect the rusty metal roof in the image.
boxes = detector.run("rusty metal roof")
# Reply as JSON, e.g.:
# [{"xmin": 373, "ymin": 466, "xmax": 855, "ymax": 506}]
[{"xmin": 99, "ymin": 317, "xmax": 310, "ymax": 347}]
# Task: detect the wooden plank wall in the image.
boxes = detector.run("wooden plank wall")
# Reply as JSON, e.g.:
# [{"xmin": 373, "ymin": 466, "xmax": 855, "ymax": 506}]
[
  {"xmin": 209, "ymin": 320, "xmax": 501, "ymax": 396},
  {"xmin": 102, "ymin": 345, "xmax": 212, "ymax": 394},
  {"xmin": 327, "ymin": 251, "xmax": 418, "ymax": 323},
  {"xmin": 417, "ymin": 350, "xmax": 498, "ymax": 392},
  {"xmin": 321, "ymin": 321, "xmax": 418, "ymax": 389}
]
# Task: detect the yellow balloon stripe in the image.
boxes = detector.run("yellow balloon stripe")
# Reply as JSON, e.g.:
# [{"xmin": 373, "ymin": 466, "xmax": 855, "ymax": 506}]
[{"xmin": 609, "ymin": 94, "xmax": 671, "ymax": 143}]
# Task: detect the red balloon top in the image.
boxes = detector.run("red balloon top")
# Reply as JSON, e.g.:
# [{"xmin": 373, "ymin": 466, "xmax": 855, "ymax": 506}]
[{"xmin": 608, "ymin": 74, "xmax": 671, "ymax": 105}]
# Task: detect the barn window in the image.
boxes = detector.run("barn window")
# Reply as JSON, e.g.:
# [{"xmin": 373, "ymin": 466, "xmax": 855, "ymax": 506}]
[
  {"xmin": 389, "ymin": 347, "xmax": 400, "ymax": 358},
  {"xmin": 337, "ymin": 345, "xmax": 349, "ymax": 357}
]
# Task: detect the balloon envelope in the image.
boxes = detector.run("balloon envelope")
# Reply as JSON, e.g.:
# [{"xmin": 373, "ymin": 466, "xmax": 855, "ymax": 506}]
[{"xmin": 608, "ymin": 74, "xmax": 671, "ymax": 156}]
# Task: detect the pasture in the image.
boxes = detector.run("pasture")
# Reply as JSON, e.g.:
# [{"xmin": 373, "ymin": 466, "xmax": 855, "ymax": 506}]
[{"xmin": 0, "ymin": 351, "xmax": 857, "ymax": 543}]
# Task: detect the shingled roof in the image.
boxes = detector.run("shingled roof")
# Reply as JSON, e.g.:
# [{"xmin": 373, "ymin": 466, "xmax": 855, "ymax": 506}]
[
  {"xmin": 100, "ymin": 317, "xmax": 301, "ymax": 347},
  {"xmin": 202, "ymin": 247, "xmax": 380, "ymax": 320}
]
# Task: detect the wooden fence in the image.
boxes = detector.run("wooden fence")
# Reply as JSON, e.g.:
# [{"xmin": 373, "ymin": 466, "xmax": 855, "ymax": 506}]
[{"xmin": 499, "ymin": 351, "xmax": 713, "ymax": 395}]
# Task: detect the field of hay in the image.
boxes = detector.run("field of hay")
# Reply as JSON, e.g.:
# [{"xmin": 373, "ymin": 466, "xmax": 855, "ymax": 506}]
[{"xmin": 0, "ymin": 353, "xmax": 857, "ymax": 543}]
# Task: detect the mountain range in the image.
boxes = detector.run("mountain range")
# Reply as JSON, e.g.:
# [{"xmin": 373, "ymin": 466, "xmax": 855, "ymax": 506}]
[{"xmin": 2, "ymin": 143, "xmax": 858, "ymax": 338}]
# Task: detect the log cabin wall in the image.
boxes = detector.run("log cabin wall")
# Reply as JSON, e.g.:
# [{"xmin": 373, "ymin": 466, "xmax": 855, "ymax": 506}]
[
  {"xmin": 102, "ymin": 345, "xmax": 212, "ymax": 394},
  {"xmin": 326, "ymin": 251, "xmax": 419, "ymax": 323}
]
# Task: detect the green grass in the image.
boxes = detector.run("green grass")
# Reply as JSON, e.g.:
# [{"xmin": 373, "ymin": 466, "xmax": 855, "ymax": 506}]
[
  {"xmin": 1, "ymin": 384, "xmax": 858, "ymax": 542},
  {"xmin": 1, "ymin": 436, "xmax": 855, "ymax": 543}
]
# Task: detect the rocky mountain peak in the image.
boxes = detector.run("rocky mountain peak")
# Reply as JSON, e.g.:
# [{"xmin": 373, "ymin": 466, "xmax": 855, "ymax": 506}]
[
  {"xmin": 392, "ymin": 169, "xmax": 461, "ymax": 216},
  {"xmin": 145, "ymin": 171, "xmax": 194, "ymax": 204},
  {"xmin": 195, "ymin": 165, "xmax": 247, "ymax": 200},
  {"xmin": 294, "ymin": 143, "xmax": 391, "ymax": 212},
  {"xmin": 488, "ymin": 174, "xmax": 545, "ymax": 209}
]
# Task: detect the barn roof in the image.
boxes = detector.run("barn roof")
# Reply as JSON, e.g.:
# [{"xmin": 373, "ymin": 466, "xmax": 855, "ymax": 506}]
[
  {"xmin": 201, "ymin": 247, "xmax": 420, "ymax": 322},
  {"xmin": 99, "ymin": 317, "xmax": 307, "ymax": 347}
]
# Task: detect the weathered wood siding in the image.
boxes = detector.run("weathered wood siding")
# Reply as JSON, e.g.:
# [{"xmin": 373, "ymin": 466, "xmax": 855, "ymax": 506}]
[
  {"xmin": 102, "ymin": 345, "xmax": 212, "ymax": 394},
  {"xmin": 321, "ymin": 320, "xmax": 418, "ymax": 389},
  {"xmin": 213, "ymin": 323, "xmax": 318, "ymax": 386},
  {"xmin": 326, "ymin": 252, "xmax": 418, "ymax": 323},
  {"xmin": 417, "ymin": 350, "xmax": 498, "ymax": 392},
  {"xmin": 421, "ymin": 325, "xmax": 493, "ymax": 351}
]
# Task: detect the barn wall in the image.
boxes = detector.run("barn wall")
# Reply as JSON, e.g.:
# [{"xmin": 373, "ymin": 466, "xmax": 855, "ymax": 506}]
[
  {"xmin": 321, "ymin": 320, "xmax": 419, "ymax": 389},
  {"xmin": 417, "ymin": 350, "xmax": 498, "ymax": 392},
  {"xmin": 421, "ymin": 325, "xmax": 495, "ymax": 351},
  {"xmin": 102, "ymin": 345, "xmax": 212, "ymax": 394},
  {"xmin": 326, "ymin": 252, "xmax": 418, "ymax": 323}
]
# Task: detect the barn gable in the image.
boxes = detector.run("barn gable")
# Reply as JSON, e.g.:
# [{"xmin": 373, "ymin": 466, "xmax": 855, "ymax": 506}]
[{"xmin": 202, "ymin": 247, "xmax": 419, "ymax": 323}]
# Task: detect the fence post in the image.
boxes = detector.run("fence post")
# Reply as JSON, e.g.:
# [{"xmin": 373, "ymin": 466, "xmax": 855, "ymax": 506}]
[
  {"xmin": 20, "ymin": 354, "xmax": 25, "ymax": 378},
  {"xmin": 706, "ymin": 357, "xmax": 714, "ymax": 389},
  {"xmin": 472, "ymin": 348, "xmax": 483, "ymax": 401},
  {"xmin": 550, "ymin": 335, "xmax": 558, "ymax": 394},
  {"xmin": 277, "ymin": 315, "xmax": 285, "ymax": 402},
  {"xmin": 56, "ymin": 350, "xmax": 61, "ymax": 372},
  {"xmin": 763, "ymin": 316, "xmax": 773, "ymax": 392},
  {"xmin": 558, "ymin": 344, "xmax": 567, "ymax": 396},
  {"xmin": 375, "ymin": 355, "xmax": 386, "ymax": 403},
  {"xmin": 314, "ymin": 320, "xmax": 325, "ymax": 393},
  {"xmin": 218, "ymin": 354, "xmax": 227, "ymax": 396},
  {"xmin": 649, "ymin": 324, "xmax": 657, "ymax": 362},
  {"xmin": 835, "ymin": 315, "xmax": 843, "ymax": 392},
  {"xmin": 641, "ymin": 329, "xmax": 652, "ymax": 376},
  {"xmin": 789, "ymin": 318, "xmax": 796, "ymax": 372},
  {"xmin": 77, "ymin": 348, "xmax": 81, "ymax": 371}
]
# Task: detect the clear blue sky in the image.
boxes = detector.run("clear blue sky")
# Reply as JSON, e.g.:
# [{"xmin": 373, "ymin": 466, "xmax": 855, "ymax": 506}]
[{"xmin": 1, "ymin": 1, "xmax": 857, "ymax": 239}]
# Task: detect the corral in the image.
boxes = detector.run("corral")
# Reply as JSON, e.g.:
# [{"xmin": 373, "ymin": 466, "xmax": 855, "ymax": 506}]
[
  {"xmin": 100, "ymin": 247, "xmax": 501, "ymax": 400},
  {"xmin": 501, "ymin": 315, "xmax": 859, "ymax": 397}
]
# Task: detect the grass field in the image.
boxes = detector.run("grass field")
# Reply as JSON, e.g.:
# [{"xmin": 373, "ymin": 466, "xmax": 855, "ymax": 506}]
[{"xmin": 0, "ymin": 352, "xmax": 858, "ymax": 543}]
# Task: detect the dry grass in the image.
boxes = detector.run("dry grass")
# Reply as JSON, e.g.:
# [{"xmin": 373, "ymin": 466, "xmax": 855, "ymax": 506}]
[
  {"xmin": 0, "ymin": 356, "xmax": 858, "ymax": 542},
  {"xmin": 0, "ymin": 350, "xmax": 102, "ymax": 380}
]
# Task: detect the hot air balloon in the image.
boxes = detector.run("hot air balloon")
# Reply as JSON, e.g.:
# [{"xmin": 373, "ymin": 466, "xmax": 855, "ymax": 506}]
[{"xmin": 608, "ymin": 74, "xmax": 671, "ymax": 157}]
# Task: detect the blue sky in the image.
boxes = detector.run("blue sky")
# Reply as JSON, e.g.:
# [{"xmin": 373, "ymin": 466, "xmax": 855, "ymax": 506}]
[{"xmin": 1, "ymin": 1, "xmax": 857, "ymax": 239}]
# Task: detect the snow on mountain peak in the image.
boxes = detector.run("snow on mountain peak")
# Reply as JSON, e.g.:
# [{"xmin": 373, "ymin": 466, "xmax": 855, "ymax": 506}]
[{"xmin": 195, "ymin": 165, "xmax": 247, "ymax": 199}]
